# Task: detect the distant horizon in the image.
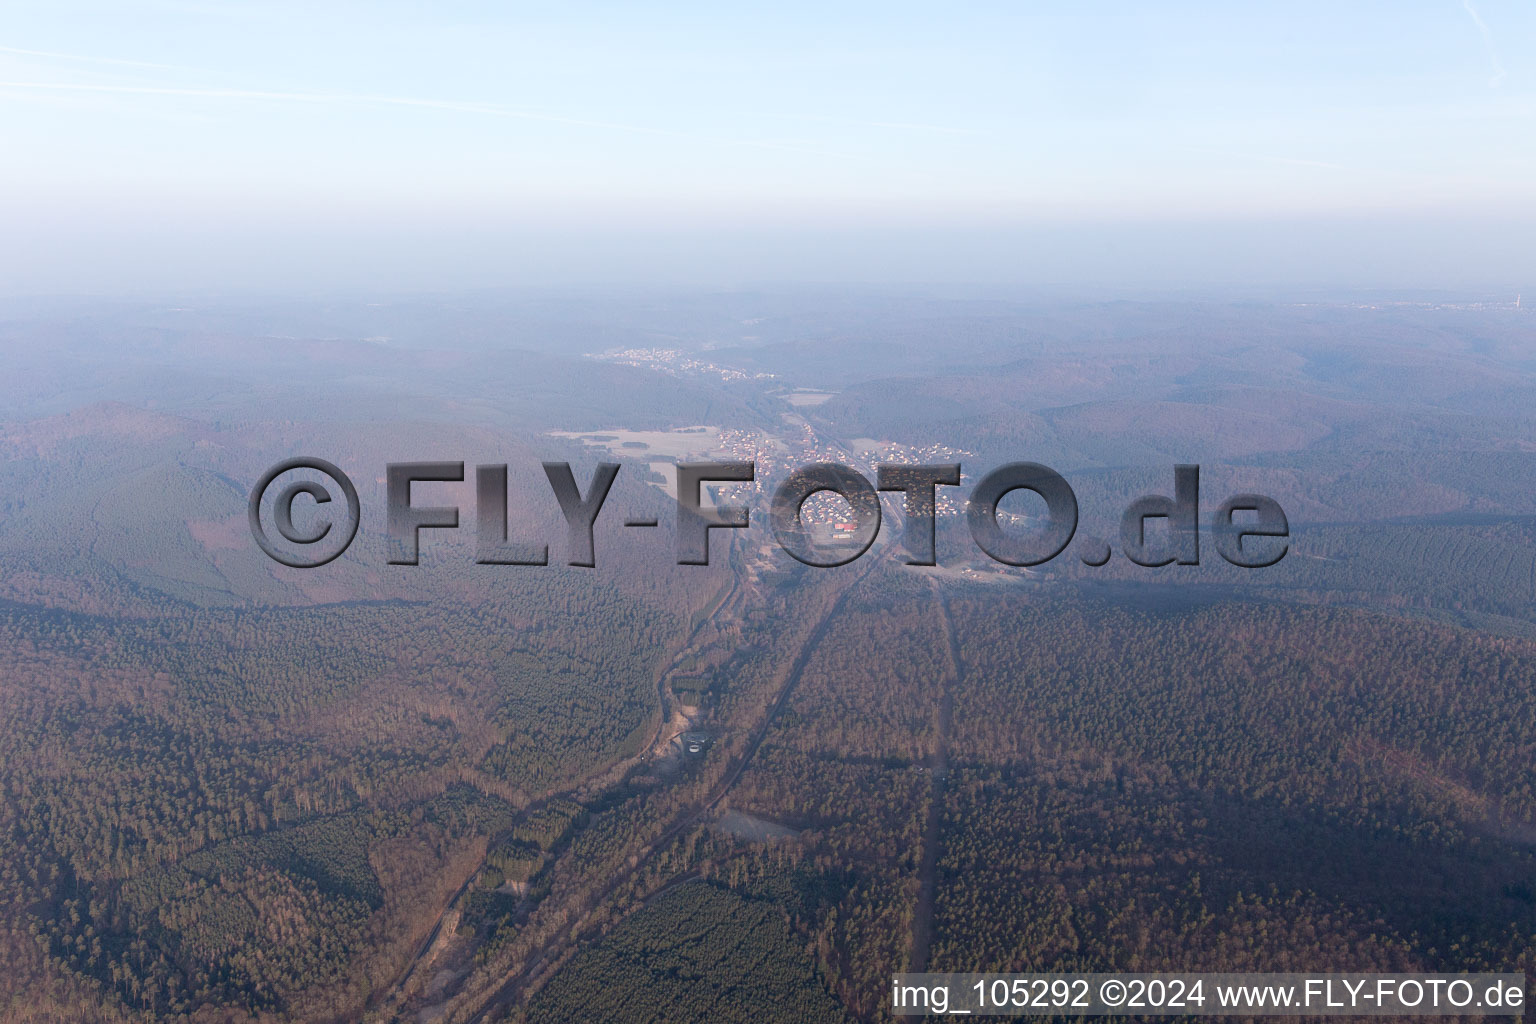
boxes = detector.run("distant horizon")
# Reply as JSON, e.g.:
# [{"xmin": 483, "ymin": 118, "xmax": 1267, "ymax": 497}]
[
  {"xmin": 1, "ymin": 276, "xmax": 1532, "ymax": 311},
  {"xmin": 4, "ymin": 2, "xmax": 1533, "ymax": 294},
  {"xmin": 2, "ymin": 213, "xmax": 1534, "ymax": 297}
]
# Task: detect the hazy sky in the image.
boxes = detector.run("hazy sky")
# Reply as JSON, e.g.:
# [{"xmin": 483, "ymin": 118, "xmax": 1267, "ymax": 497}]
[{"xmin": 2, "ymin": 2, "xmax": 1533, "ymax": 293}]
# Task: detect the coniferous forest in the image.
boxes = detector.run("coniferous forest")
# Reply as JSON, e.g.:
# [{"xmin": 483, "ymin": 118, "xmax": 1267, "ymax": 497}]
[{"xmin": 1, "ymin": 293, "xmax": 1534, "ymax": 1023}]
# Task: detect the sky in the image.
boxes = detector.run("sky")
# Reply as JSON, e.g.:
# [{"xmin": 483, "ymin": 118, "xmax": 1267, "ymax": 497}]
[{"xmin": 2, "ymin": 1, "xmax": 1533, "ymax": 293}]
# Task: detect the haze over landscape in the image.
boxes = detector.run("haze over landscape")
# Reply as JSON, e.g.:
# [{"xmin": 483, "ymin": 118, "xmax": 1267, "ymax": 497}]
[
  {"xmin": 3, "ymin": 2, "xmax": 1535, "ymax": 291},
  {"xmin": 2, "ymin": 5, "xmax": 1536, "ymax": 1024}
]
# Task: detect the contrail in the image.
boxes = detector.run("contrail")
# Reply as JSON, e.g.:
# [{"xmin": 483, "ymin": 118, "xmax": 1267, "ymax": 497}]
[
  {"xmin": 758, "ymin": 112, "xmax": 982, "ymax": 136},
  {"xmin": 730, "ymin": 138, "xmax": 853, "ymax": 159},
  {"xmin": 1460, "ymin": 0, "xmax": 1508, "ymax": 87},
  {"xmin": 0, "ymin": 74, "xmax": 877, "ymax": 156},
  {"xmin": 0, "ymin": 44, "xmax": 199, "ymax": 71},
  {"xmin": 1, "ymin": 46, "xmax": 980, "ymax": 141},
  {"xmin": 1181, "ymin": 147, "xmax": 1348, "ymax": 171},
  {"xmin": 0, "ymin": 80, "xmax": 691, "ymax": 137}
]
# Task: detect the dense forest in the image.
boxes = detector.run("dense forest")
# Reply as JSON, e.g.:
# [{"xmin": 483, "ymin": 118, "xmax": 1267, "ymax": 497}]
[
  {"xmin": 493, "ymin": 589, "xmax": 1536, "ymax": 1022},
  {"xmin": 0, "ymin": 569, "xmax": 689, "ymax": 1021},
  {"xmin": 3, "ymin": 294, "xmax": 1536, "ymax": 1022}
]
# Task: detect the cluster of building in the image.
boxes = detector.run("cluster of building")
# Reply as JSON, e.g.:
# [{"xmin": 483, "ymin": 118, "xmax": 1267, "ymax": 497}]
[
  {"xmin": 1303, "ymin": 297, "xmax": 1527, "ymax": 312},
  {"xmin": 850, "ymin": 440, "xmax": 972, "ymax": 518},
  {"xmin": 705, "ymin": 428, "xmax": 973, "ymax": 528},
  {"xmin": 591, "ymin": 347, "xmax": 776, "ymax": 383}
]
